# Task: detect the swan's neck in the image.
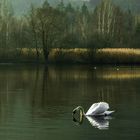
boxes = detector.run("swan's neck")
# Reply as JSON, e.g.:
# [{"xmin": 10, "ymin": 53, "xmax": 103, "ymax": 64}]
[
  {"xmin": 78, "ymin": 106, "xmax": 85, "ymax": 116},
  {"xmin": 72, "ymin": 106, "xmax": 85, "ymax": 124}
]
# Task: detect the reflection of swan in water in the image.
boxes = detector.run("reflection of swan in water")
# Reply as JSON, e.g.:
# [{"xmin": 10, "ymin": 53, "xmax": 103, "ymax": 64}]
[
  {"xmin": 73, "ymin": 115, "xmax": 112, "ymax": 130},
  {"xmin": 86, "ymin": 116, "xmax": 112, "ymax": 130},
  {"xmin": 73, "ymin": 102, "xmax": 114, "ymax": 117},
  {"xmin": 72, "ymin": 102, "xmax": 114, "ymax": 129}
]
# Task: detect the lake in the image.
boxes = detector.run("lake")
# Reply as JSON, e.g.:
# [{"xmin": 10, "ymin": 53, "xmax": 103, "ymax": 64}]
[{"xmin": 0, "ymin": 64, "xmax": 140, "ymax": 140}]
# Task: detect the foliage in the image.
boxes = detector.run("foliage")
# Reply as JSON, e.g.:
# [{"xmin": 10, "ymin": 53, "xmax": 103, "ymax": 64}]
[{"xmin": 0, "ymin": 0, "xmax": 139, "ymax": 63}]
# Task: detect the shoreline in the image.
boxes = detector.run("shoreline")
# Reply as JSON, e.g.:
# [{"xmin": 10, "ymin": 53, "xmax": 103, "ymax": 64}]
[{"xmin": 0, "ymin": 48, "xmax": 140, "ymax": 65}]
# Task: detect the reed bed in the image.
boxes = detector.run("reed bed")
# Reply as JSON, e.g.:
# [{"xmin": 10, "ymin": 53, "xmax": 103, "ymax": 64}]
[
  {"xmin": 50, "ymin": 48, "xmax": 140, "ymax": 64},
  {"xmin": 97, "ymin": 48, "xmax": 140, "ymax": 64},
  {"xmin": 98, "ymin": 48, "xmax": 140, "ymax": 55},
  {"xmin": 0, "ymin": 48, "xmax": 140, "ymax": 64}
]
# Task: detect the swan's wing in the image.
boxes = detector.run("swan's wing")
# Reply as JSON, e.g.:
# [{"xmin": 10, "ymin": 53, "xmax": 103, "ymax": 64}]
[
  {"xmin": 94, "ymin": 110, "xmax": 115, "ymax": 116},
  {"xmin": 86, "ymin": 103, "xmax": 99, "ymax": 115},
  {"xmin": 86, "ymin": 102, "xmax": 109, "ymax": 116}
]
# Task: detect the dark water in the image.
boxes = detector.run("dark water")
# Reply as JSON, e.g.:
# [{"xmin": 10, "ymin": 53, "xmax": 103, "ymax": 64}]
[{"xmin": 0, "ymin": 64, "xmax": 140, "ymax": 140}]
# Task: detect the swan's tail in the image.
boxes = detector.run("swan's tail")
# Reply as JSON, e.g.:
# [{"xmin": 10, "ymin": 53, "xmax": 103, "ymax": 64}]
[{"xmin": 104, "ymin": 110, "xmax": 115, "ymax": 116}]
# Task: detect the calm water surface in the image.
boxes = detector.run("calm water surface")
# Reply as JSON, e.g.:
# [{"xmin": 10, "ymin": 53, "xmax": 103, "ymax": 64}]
[{"xmin": 0, "ymin": 64, "xmax": 140, "ymax": 140}]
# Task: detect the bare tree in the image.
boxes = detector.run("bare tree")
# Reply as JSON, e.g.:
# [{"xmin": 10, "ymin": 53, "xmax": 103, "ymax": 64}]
[
  {"xmin": 28, "ymin": 4, "xmax": 39, "ymax": 61},
  {"xmin": 34, "ymin": 1, "xmax": 65, "ymax": 63}
]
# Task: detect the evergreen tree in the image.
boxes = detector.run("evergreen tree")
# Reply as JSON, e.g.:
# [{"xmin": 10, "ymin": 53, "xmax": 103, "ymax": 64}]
[
  {"xmin": 57, "ymin": 0, "xmax": 65, "ymax": 11},
  {"xmin": 81, "ymin": 3, "xmax": 89, "ymax": 16},
  {"xmin": 42, "ymin": 0, "xmax": 50, "ymax": 9}
]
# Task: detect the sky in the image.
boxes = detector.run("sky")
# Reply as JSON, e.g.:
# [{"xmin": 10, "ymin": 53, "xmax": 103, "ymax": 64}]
[
  {"xmin": 11, "ymin": 0, "xmax": 45, "ymax": 16},
  {"xmin": 6, "ymin": 0, "xmax": 140, "ymax": 16},
  {"xmin": 10, "ymin": 0, "xmax": 85, "ymax": 16}
]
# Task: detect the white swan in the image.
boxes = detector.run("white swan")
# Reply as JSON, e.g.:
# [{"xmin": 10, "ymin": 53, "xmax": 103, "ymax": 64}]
[{"xmin": 73, "ymin": 102, "xmax": 114, "ymax": 116}]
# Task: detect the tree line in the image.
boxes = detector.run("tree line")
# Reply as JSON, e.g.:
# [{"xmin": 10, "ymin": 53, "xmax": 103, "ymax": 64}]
[{"xmin": 0, "ymin": 0, "xmax": 140, "ymax": 63}]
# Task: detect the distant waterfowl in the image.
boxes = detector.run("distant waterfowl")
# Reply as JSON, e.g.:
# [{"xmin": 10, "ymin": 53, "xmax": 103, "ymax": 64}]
[
  {"xmin": 73, "ymin": 102, "xmax": 114, "ymax": 117},
  {"xmin": 94, "ymin": 67, "xmax": 97, "ymax": 70}
]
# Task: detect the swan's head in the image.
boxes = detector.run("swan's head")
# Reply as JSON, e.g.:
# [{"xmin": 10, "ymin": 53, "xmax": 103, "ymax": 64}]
[
  {"xmin": 72, "ymin": 106, "xmax": 85, "ymax": 116},
  {"xmin": 72, "ymin": 106, "xmax": 84, "ymax": 125}
]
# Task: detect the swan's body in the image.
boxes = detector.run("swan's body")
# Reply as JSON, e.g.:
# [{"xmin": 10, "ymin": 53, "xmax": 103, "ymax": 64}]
[
  {"xmin": 73, "ymin": 102, "xmax": 114, "ymax": 117},
  {"xmin": 86, "ymin": 102, "xmax": 114, "ymax": 116}
]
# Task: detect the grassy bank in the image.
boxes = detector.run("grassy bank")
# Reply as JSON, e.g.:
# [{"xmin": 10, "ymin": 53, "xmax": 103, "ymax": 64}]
[{"xmin": 0, "ymin": 48, "xmax": 140, "ymax": 64}]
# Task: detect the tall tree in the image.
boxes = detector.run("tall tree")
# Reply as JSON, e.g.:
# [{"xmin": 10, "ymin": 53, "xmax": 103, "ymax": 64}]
[
  {"xmin": 28, "ymin": 4, "xmax": 40, "ymax": 60},
  {"xmin": 57, "ymin": 0, "xmax": 65, "ymax": 11},
  {"xmin": 35, "ymin": 1, "xmax": 65, "ymax": 63}
]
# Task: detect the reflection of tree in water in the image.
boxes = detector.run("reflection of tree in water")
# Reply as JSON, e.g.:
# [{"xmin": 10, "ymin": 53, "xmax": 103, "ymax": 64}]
[
  {"xmin": 41, "ymin": 66, "xmax": 48, "ymax": 107},
  {"xmin": 31, "ymin": 66, "xmax": 140, "ymax": 117},
  {"xmin": 31, "ymin": 66, "xmax": 48, "ymax": 108},
  {"xmin": 31, "ymin": 66, "xmax": 66, "ymax": 118},
  {"xmin": 0, "ymin": 65, "xmax": 139, "ymax": 122},
  {"xmin": 0, "ymin": 66, "xmax": 40, "ymax": 124},
  {"xmin": 31, "ymin": 66, "xmax": 48, "ymax": 117}
]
